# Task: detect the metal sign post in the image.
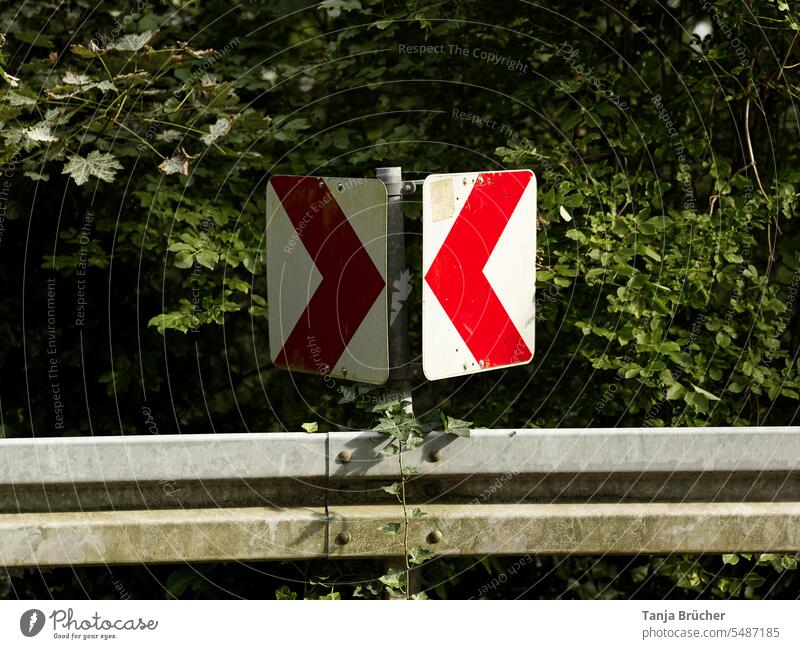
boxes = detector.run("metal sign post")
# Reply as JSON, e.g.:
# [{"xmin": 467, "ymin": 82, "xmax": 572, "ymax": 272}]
[{"xmin": 376, "ymin": 166, "xmax": 415, "ymax": 411}]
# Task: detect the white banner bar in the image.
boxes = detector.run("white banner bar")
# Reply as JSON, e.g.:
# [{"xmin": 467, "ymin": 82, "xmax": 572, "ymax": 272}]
[{"xmin": 1, "ymin": 600, "xmax": 798, "ymax": 648}]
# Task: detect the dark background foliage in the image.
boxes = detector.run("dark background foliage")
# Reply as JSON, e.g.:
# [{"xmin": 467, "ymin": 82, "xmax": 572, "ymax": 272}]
[{"xmin": 1, "ymin": 0, "xmax": 799, "ymax": 598}]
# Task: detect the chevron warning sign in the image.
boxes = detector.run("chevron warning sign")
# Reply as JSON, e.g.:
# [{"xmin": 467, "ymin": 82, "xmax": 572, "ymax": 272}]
[
  {"xmin": 267, "ymin": 175, "xmax": 389, "ymax": 384},
  {"xmin": 422, "ymin": 170, "xmax": 537, "ymax": 380}
]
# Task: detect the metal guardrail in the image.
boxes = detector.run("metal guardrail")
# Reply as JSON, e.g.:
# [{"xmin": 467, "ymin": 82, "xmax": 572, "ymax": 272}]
[
  {"xmin": 4, "ymin": 427, "xmax": 799, "ymax": 483},
  {"xmin": 1, "ymin": 427, "xmax": 799, "ymax": 566}
]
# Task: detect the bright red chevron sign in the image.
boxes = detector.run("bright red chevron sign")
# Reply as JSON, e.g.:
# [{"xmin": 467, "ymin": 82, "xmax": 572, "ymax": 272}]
[
  {"xmin": 422, "ymin": 170, "xmax": 536, "ymax": 380},
  {"xmin": 266, "ymin": 176, "xmax": 389, "ymax": 384}
]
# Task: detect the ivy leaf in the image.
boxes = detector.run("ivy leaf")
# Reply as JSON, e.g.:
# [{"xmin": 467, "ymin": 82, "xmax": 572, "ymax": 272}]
[
  {"xmin": 274, "ymin": 585, "xmax": 297, "ymax": 600},
  {"xmin": 372, "ymin": 398, "xmax": 401, "ymax": 412},
  {"xmin": 381, "ymin": 482, "xmax": 401, "ymax": 496},
  {"xmin": 408, "ymin": 546, "xmax": 435, "ymax": 565},
  {"xmin": 372, "ymin": 419, "xmax": 401, "ymax": 436},
  {"xmin": 62, "ymin": 151, "xmax": 123, "ymax": 185},
  {"xmin": 441, "ymin": 413, "xmax": 472, "ymax": 437},
  {"xmin": 108, "ymin": 30, "xmax": 156, "ymax": 51},
  {"xmin": 378, "ymin": 522, "xmax": 401, "ymax": 536},
  {"xmin": 301, "ymin": 422, "xmax": 318, "ymax": 433},
  {"xmin": 409, "ymin": 507, "xmax": 426, "ymax": 518},
  {"xmin": 379, "ymin": 443, "xmax": 399, "ymax": 457},
  {"xmin": 378, "ymin": 568, "xmax": 404, "ymax": 589}
]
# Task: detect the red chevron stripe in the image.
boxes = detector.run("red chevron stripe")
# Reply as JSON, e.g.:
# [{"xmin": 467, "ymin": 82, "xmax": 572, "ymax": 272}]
[
  {"xmin": 424, "ymin": 170, "xmax": 532, "ymax": 367},
  {"xmin": 270, "ymin": 176, "xmax": 385, "ymax": 374}
]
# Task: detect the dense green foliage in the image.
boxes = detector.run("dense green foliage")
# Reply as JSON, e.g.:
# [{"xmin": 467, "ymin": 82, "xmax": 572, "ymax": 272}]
[{"xmin": 1, "ymin": 0, "xmax": 799, "ymax": 598}]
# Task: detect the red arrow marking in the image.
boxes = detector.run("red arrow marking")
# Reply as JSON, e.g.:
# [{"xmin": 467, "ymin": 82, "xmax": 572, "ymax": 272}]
[
  {"xmin": 425, "ymin": 171, "xmax": 532, "ymax": 367},
  {"xmin": 270, "ymin": 176, "xmax": 385, "ymax": 374}
]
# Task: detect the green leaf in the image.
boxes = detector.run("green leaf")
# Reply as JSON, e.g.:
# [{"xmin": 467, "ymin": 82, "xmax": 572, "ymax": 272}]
[
  {"xmin": 380, "ymin": 443, "xmax": 399, "ymax": 457},
  {"xmin": 381, "ymin": 483, "xmax": 401, "ymax": 496},
  {"xmin": 315, "ymin": 592, "xmax": 341, "ymax": 600},
  {"xmin": 691, "ymin": 383, "xmax": 721, "ymax": 401},
  {"xmin": 173, "ymin": 252, "xmax": 194, "ymax": 269},
  {"xmin": 408, "ymin": 546, "xmax": 435, "ymax": 565},
  {"xmin": 684, "ymin": 390, "xmax": 709, "ymax": 413},
  {"xmin": 3, "ymin": 89, "xmax": 36, "ymax": 106},
  {"xmin": 372, "ymin": 419, "xmax": 401, "ymax": 436},
  {"xmin": 62, "ymin": 151, "xmax": 123, "ymax": 186},
  {"xmin": 319, "ymin": 0, "xmax": 362, "ymax": 11},
  {"xmin": 378, "ymin": 522, "xmax": 401, "ymax": 536},
  {"xmin": 372, "ymin": 398, "xmax": 401, "ymax": 412},
  {"xmin": 14, "ymin": 29, "xmax": 55, "ymax": 48},
  {"xmin": 275, "ymin": 585, "xmax": 297, "ymax": 599},
  {"xmin": 722, "ymin": 553, "xmax": 739, "ymax": 565},
  {"xmin": 642, "ymin": 246, "xmax": 661, "ymax": 262},
  {"xmin": 409, "ymin": 507, "xmax": 426, "ymax": 518},
  {"xmin": 666, "ymin": 383, "xmax": 684, "ymax": 400},
  {"xmin": 441, "ymin": 414, "xmax": 472, "ymax": 437},
  {"xmin": 715, "ymin": 332, "xmax": 731, "ymax": 348},
  {"xmin": 108, "ymin": 30, "xmax": 156, "ymax": 51},
  {"xmin": 301, "ymin": 422, "xmax": 318, "ymax": 433},
  {"xmin": 148, "ymin": 312, "xmax": 190, "ymax": 334},
  {"xmin": 378, "ymin": 568, "xmax": 405, "ymax": 589},
  {"xmin": 195, "ymin": 249, "xmax": 219, "ymax": 270},
  {"xmin": 743, "ymin": 574, "xmax": 765, "ymax": 587}
]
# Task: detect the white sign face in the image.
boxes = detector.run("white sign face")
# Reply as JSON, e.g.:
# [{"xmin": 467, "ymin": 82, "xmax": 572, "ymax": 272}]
[
  {"xmin": 422, "ymin": 170, "xmax": 537, "ymax": 381},
  {"xmin": 267, "ymin": 175, "xmax": 389, "ymax": 384}
]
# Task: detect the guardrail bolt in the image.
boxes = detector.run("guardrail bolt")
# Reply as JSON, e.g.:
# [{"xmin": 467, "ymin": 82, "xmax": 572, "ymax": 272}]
[
  {"xmin": 429, "ymin": 449, "xmax": 444, "ymax": 463},
  {"xmin": 335, "ymin": 531, "xmax": 351, "ymax": 546},
  {"xmin": 337, "ymin": 450, "xmax": 352, "ymax": 464},
  {"xmin": 427, "ymin": 529, "xmax": 443, "ymax": 544}
]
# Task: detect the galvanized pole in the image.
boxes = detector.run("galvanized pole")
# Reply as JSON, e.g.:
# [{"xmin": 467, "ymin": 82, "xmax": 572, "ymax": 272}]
[
  {"xmin": 376, "ymin": 166, "xmax": 421, "ymax": 596},
  {"xmin": 376, "ymin": 166, "xmax": 414, "ymax": 414}
]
